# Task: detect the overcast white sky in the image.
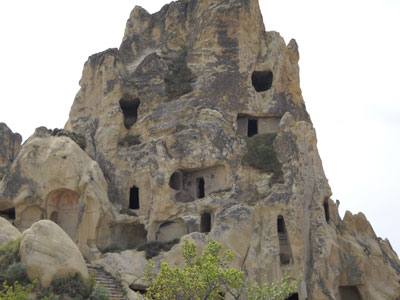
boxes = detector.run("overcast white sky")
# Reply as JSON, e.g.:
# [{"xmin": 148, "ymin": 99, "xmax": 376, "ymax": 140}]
[{"xmin": 0, "ymin": 0, "xmax": 399, "ymax": 254}]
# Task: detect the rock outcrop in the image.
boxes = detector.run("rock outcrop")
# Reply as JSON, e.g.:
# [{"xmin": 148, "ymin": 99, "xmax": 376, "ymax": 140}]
[
  {"xmin": 0, "ymin": 127, "xmax": 112, "ymax": 259},
  {"xmin": 0, "ymin": 217, "xmax": 20, "ymax": 246},
  {"xmin": 19, "ymin": 220, "xmax": 89, "ymax": 287},
  {"xmin": 0, "ymin": 0, "xmax": 399, "ymax": 299},
  {"xmin": 0, "ymin": 123, "xmax": 21, "ymax": 182}
]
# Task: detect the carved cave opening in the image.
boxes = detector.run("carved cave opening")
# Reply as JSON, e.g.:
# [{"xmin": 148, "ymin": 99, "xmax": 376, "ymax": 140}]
[
  {"xmin": 0, "ymin": 208, "xmax": 15, "ymax": 220},
  {"xmin": 109, "ymin": 223, "xmax": 147, "ymax": 250},
  {"xmin": 200, "ymin": 212, "xmax": 211, "ymax": 233},
  {"xmin": 169, "ymin": 172, "xmax": 182, "ymax": 190},
  {"xmin": 251, "ymin": 71, "xmax": 273, "ymax": 92},
  {"xmin": 237, "ymin": 114, "xmax": 281, "ymax": 137},
  {"xmin": 277, "ymin": 215, "xmax": 292, "ymax": 265},
  {"xmin": 324, "ymin": 199, "xmax": 330, "ymax": 223},
  {"xmin": 50, "ymin": 211, "xmax": 58, "ymax": 223},
  {"xmin": 172, "ymin": 166, "xmax": 228, "ymax": 203},
  {"xmin": 285, "ymin": 293, "xmax": 299, "ymax": 300},
  {"xmin": 120, "ymin": 98, "xmax": 140, "ymax": 129},
  {"xmin": 339, "ymin": 286, "xmax": 362, "ymax": 300},
  {"xmin": 248, "ymin": 119, "xmax": 258, "ymax": 137},
  {"xmin": 47, "ymin": 188, "xmax": 80, "ymax": 241},
  {"xmin": 129, "ymin": 186, "xmax": 140, "ymax": 210},
  {"xmin": 197, "ymin": 177, "xmax": 205, "ymax": 199}
]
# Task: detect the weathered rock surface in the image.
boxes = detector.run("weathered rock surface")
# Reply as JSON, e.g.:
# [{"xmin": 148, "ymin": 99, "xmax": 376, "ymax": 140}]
[
  {"xmin": 98, "ymin": 250, "xmax": 148, "ymax": 291},
  {"xmin": 0, "ymin": 217, "xmax": 20, "ymax": 246},
  {"xmin": 0, "ymin": 123, "xmax": 21, "ymax": 181},
  {"xmin": 0, "ymin": 0, "xmax": 399, "ymax": 299},
  {"xmin": 0, "ymin": 127, "xmax": 113, "ymax": 259},
  {"xmin": 19, "ymin": 220, "xmax": 89, "ymax": 287}
]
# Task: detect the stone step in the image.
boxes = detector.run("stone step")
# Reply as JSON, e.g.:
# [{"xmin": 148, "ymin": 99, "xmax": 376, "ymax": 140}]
[{"xmin": 86, "ymin": 263, "xmax": 127, "ymax": 300}]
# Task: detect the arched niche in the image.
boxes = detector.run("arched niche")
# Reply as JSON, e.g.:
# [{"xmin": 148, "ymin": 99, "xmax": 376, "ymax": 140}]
[
  {"xmin": 109, "ymin": 223, "xmax": 147, "ymax": 250},
  {"xmin": 120, "ymin": 98, "xmax": 140, "ymax": 129},
  {"xmin": 156, "ymin": 219, "xmax": 186, "ymax": 242},
  {"xmin": 47, "ymin": 188, "xmax": 80, "ymax": 241},
  {"xmin": 339, "ymin": 286, "xmax": 362, "ymax": 300},
  {"xmin": 251, "ymin": 71, "xmax": 273, "ymax": 92}
]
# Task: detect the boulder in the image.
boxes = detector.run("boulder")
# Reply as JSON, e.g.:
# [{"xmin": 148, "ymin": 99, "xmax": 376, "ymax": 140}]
[
  {"xmin": 98, "ymin": 250, "xmax": 148, "ymax": 291},
  {"xmin": 0, "ymin": 217, "xmax": 20, "ymax": 246},
  {"xmin": 19, "ymin": 220, "xmax": 89, "ymax": 287}
]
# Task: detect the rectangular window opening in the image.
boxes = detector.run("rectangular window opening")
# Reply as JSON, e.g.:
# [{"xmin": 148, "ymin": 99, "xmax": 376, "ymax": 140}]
[{"xmin": 129, "ymin": 186, "xmax": 140, "ymax": 210}]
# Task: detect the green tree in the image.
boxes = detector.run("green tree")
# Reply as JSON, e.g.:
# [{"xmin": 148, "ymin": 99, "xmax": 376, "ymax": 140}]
[{"xmin": 144, "ymin": 239, "xmax": 298, "ymax": 300}]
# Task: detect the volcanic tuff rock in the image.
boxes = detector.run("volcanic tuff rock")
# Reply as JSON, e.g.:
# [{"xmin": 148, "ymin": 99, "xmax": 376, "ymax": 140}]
[
  {"xmin": 0, "ymin": 123, "xmax": 21, "ymax": 182},
  {"xmin": 0, "ymin": 217, "xmax": 20, "ymax": 246},
  {"xmin": 19, "ymin": 220, "xmax": 89, "ymax": 287},
  {"xmin": 0, "ymin": 0, "xmax": 399, "ymax": 299}
]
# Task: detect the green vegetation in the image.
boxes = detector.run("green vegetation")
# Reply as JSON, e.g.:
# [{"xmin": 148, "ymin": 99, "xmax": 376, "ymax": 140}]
[
  {"xmin": 51, "ymin": 128, "xmax": 87, "ymax": 150},
  {"xmin": 0, "ymin": 280, "xmax": 36, "ymax": 300},
  {"xmin": 0, "ymin": 240, "xmax": 109, "ymax": 300},
  {"xmin": 118, "ymin": 134, "xmax": 141, "ymax": 147},
  {"xmin": 242, "ymin": 133, "xmax": 283, "ymax": 184},
  {"xmin": 144, "ymin": 239, "xmax": 298, "ymax": 300},
  {"xmin": 164, "ymin": 48, "xmax": 196, "ymax": 100},
  {"xmin": 137, "ymin": 239, "xmax": 180, "ymax": 259},
  {"xmin": 0, "ymin": 240, "xmax": 29, "ymax": 286}
]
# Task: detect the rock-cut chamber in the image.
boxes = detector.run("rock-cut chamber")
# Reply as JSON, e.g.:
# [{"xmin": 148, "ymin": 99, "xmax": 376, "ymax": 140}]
[{"xmin": 46, "ymin": 188, "xmax": 80, "ymax": 241}]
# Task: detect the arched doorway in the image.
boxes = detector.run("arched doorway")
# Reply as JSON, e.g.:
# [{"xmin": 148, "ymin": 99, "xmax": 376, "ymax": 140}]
[{"xmin": 47, "ymin": 188, "xmax": 80, "ymax": 241}]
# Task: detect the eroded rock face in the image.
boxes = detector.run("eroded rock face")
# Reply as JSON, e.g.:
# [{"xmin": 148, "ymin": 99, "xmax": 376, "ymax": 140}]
[
  {"xmin": 0, "ymin": 123, "xmax": 21, "ymax": 182},
  {"xmin": 0, "ymin": 127, "xmax": 113, "ymax": 259},
  {"xmin": 0, "ymin": 0, "xmax": 399, "ymax": 299},
  {"xmin": 0, "ymin": 217, "xmax": 20, "ymax": 246},
  {"xmin": 19, "ymin": 220, "xmax": 89, "ymax": 287},
  {"xmin": 62, "ymin": 0, "xmax": 399, "ymax": 298}
]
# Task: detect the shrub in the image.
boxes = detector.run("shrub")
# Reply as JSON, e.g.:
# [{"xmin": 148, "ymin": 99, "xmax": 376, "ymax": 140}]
[
  {"xmin": 51, "ymin": 128, "xmax": 87, "ymax": 150},
  {"xmin": 89, "ymin": 284, "xmax": 110, "ymax": 300},
  {"xmin": 6, "ymin": 263, "xmax": 28, "ymax": 285},
  {"xmin": 164, "ymin": 48, "xmax": 196, "ymax": 100},
  {"xmin": 0, "ymin": 240, "xmax": 21, "ymax": 283},
  {"xmin": 242, "ymin": 133, "xmax": 283, "ymax": 183},
  {"xmin": 247, "ymin": 275, "xmax": 298, "ymax": 300},
  {"xmin": 0, "ymin": 280, "xmax": 36, "ymax": 300},
  {"xmin": 50, "ymin": 273, "xmax": 90, "ymax": 298},
  {"xmin": 137, "ymin": 239, "xmax": 180, "ymax": 259},
  {"xmin": 145, "ymin": 239, "xmax": 299, "ymax": 300}
]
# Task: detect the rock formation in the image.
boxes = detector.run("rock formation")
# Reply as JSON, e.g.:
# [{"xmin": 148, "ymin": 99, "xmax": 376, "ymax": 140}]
[
  {"xmin": 0, "ymin": 123, "xmax": 21, "ymax": 182},
  {"xmin": 20, "ymin": 220, "xmax": 89, "ymax": 287},
  {"xmin": 0, "ymin": 0, "xmax": 399, "ymax": 299},
  {"xmin": 0, "ymin": 217, "xmax": 20, "ymax": 246}
]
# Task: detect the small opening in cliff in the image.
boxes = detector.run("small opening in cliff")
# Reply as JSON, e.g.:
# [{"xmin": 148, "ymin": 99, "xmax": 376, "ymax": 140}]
[
  {"xmin": 129, "ymin": 186, "xmax": 140, "ymax": 210},
  {"xmin": 169, "ymin": 172, "xmax": 182, "ymax": 190},
  {"xmin": 197, "ymin": 177, "xmax": 205, "ymax": 199},
  {"xmin": 0, "ymin": 208, "xmax": 15, "ymax": 220},
  {"xmin": 323, "ymin": 199, "xmax": 330, "ymax": 223},
  {"xmin": 201, "ymin": 212, "xmax": 211, "ymax": 233},
  {"xmin": 252, "ymin": 71, "xmax": 273, "ymax": 92},
  {"xmin": 285, "ymin": 293, "xmax": 299, "ymax": 300},
  {"xmin": 248, "ymin": 119, "xmax": 258, "ymax": 137},
  {"xmin": 277, "ymin": 215, "xmax": 292, "ymax": 265},
  {"xmin": 120, "ymin": 98, "xmax": 140, "ymax": 129},
  {"xmin": 339, "ymin": 286, "xmax": 362, "ymax": 300},
  {"xmin": 50, "ymin": 211, "xmax": 58, "ymax": 223}
]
